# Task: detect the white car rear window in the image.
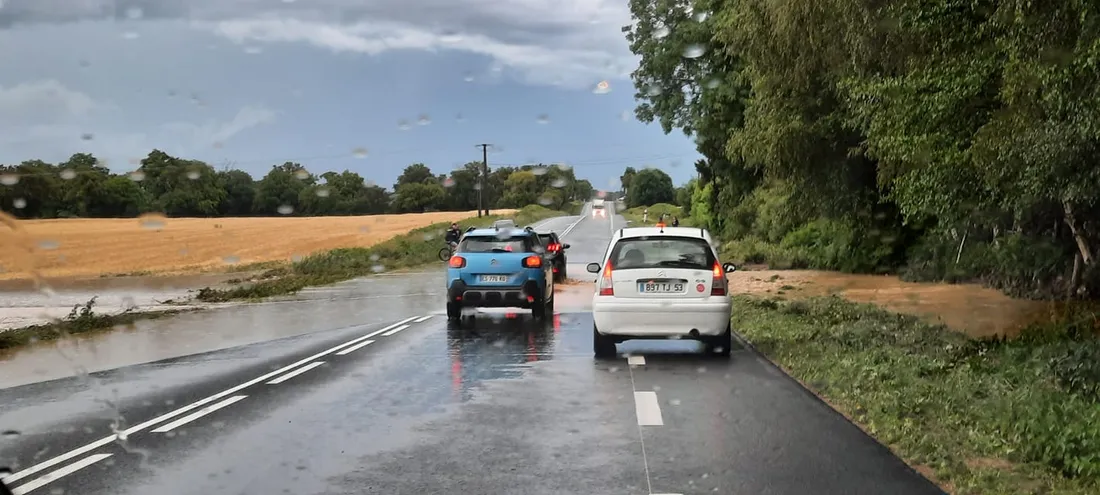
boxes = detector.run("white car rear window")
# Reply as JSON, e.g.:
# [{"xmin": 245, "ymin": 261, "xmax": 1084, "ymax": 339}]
[{"xmin": 609, "ymin": 236, "xmax": 714, "ymax": 270}]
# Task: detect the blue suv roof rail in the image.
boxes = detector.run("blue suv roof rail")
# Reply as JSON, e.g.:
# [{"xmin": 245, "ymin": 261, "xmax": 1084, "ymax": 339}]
[{"xmin": 465, "ymin": 226, "xmax": 477, "ymax": 233}]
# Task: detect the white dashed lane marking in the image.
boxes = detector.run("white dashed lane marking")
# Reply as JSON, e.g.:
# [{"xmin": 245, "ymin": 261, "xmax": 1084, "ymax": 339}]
[
  {"xmin": 335, "ymin": 339, "xmax": 376, "ymax": 355},
  {"xmin": 627, "ymin": 355, "xmax": 646, "ymax": 366},
  {"xmin": 413, "ymin": 315, "xmax": 433, "ymax": 323},
  {"xmin": 2, "ymin": 314, "xmax": 433, "ymax": 490},
  {"xmin": 266, "ymin": 361, "xmax": 326, "ymax": 385},
  {"xmin": 10, "ymin": 454, "xmax": 113, "ymax": 495},
  {"xmin": 633, "ymin": 391, "xmax": 665, "ymax": 426},
  {"xmin": 381, "ymin": 324, "xmax": 411, "ymax": 337},
  {"xmin": 151, "ymin": 395, "xmax": 248, "ymax": 433}
]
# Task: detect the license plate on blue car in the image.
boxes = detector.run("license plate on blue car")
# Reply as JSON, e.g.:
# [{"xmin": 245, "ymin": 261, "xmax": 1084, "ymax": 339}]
[{"xmin": 480, "ymin": 275, "xmax": 509, "ymax": 283}]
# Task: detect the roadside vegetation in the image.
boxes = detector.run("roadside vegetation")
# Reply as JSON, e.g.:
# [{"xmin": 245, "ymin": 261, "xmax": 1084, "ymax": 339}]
[
  {"xmin": 733, "ymin": 295, "xmax": 1100, "ymax": 494},
  {"xmin": 622, "ymin": 1, "xmax": 1100, "ymax": 493},
  {"xmin": 0, "ymin": 298, "xmax": 183, "ymax": 351},
  {"xmin": 194, "ymin": 204, "xmax": 569, "ymax": 302},
  {"xmin": 620, "ymin": 203, "xmax": 694, "ymax": 227}
]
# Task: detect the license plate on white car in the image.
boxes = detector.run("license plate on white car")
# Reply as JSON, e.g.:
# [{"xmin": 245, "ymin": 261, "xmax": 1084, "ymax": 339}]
[
  {"xmin": 638, "ymin": 281, "xmax": 685, "ymax": 293},
  {"xmin": 479, "ymin": 275, "xmax": 509, "ymax": 283}
]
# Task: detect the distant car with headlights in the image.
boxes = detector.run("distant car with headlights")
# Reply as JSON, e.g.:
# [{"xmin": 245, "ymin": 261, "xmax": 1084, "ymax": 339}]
[
  {"xmin": 446, "ymin": 225, "xmax": 555, "ymax": 320},
  {"xmin": 587, "ymin": 226, "xmax": 735, "ymax": 358}
]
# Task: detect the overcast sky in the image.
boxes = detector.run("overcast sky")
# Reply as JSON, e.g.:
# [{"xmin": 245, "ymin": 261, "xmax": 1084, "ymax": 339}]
[{"xmin": 0, "ymin": 0, "xmax": 700, "ymax": 190}]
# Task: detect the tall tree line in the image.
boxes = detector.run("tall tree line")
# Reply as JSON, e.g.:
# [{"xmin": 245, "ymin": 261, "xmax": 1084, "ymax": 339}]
[
  {"xmin": 626, "ymin": 0, "xmax": 1099, "ymax": 299},
  {"xmin": 0, "ymin": 150, "xmax": 594, "ymax": 218}
]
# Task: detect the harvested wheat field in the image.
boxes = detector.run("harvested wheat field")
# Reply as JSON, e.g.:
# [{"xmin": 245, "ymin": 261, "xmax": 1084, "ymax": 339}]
[{"xmin": 0, "ymin": 210, "xmax": 502, "ymax": 281}]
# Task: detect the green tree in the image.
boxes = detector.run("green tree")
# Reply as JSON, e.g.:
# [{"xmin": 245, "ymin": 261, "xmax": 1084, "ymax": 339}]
[
  {"xmin": 254, "ymin": 162, "xmax": 314, "ymax": 215},
  {"xmin": 393, "ymin": 182, "xmax": 446, "ymax": 213},
  {"xmin": 627, "ymin": 168, "xmax": 675, "ymax": 208}
]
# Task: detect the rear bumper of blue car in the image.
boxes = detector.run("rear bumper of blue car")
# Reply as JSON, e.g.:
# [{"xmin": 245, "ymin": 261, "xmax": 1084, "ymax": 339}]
[{"xmin": 447, "ymin": 278, "xmax": 546, "ymax": 308}]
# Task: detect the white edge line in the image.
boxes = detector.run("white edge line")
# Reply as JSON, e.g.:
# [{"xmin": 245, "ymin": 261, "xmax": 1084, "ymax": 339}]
[
  {"xmin": 10, "ymin": 453, "xmax": 113, "ymax": 495},
  {"xmin": 381, "ymin": 324, "xmax": 411, "ymax": 337},
  {"xmin": 266, "ymin": 361, "xmax": 325, "ymax": 385},
  {"xmin": 413, "ymin": 315, "xmax": 432, "ymax": 323},
  {"xmin": 634, "ymin": 391, "xmax": 664, "ymax": 426},
  {"xmin": 334, "ymin": 339, "xmax": 375, "ymax": 356},
  {"xmin": 2, "ymin": 316, "xmax": 420, "ymax": 485},
  {"xmin": 627, "ymin": 355, "xmax": 646, "ymax": 366},
  {"xmin": 150, "ymin": 395, "xmax": 248, "ymax": 433}
]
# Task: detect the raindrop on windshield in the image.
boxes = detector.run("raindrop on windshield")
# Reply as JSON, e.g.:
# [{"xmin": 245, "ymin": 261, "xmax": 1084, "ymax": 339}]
[
  {"xmin": 277, "ymin": 205, "xmax": 294, "ymax": 215},
  {"xmin": 593, "ymin": 80, "xmax": 611, "ymax": 94},
  {"xmin": 223, "ymin": 256, "xmax": 240, "ymax": 265},
  {"xmin": 551, "ymin": 178, "xmax": 567, "ymax": 188},
  {"xmin": 654, "ymin": 26, "xmax": 670, "ymax": 38},
  {"xmin": 358, "ymin": 225, "xmax": 370, "ymax": 233},
  {"xmin": 645, "ymin": 85, "xmax": 663, "ymax": 96},
  {"xmin": 683, "ymin": 44, "xmax": 706, "ymax": 58},
  {"xmin": 294, "ymin": 169, "xmax": 309, "ymax": 180},
  {"xmin": 537, "ymin": 196, "xmax": 554, "ymax": 206},
  {"xmin": 81, "ymin": 133, "xmax": 94, "ymax": 141},
  {"xmin": 531, "ymin": 166, "xmax": 549, "ymax": 176},
  {"xmin": 369, "ymin": 254, "xmax": 380, "ymax": 262},
  {"xmin": 1, "ymin": 429, "xmax": 20, "ymax": 439},
  {"xmin": 456, "ymin": 113, "xmax": 466, "ymax": 123},
  {"xmin": 705, "ymin": 76, "xmax": 722, "ymax": 89},
  {"xmin": 139, "ymin": 214, "xmax": 166, "ymax": 230},
  {"xmin": 0, "ymin": 173, "xmax": 19, "ymax": 185},
  {"xmin": 417, "ymin": 114, "xmax": 431, "ymax": 126},
  {"xmin": 443, "ymin": 177, "xmax": 456, "ymax": 188},
  {"xmin": 315, "ymin": 187, "xmax": 331, "ymax": 198},
  {"xmin": 536, "ymin": 114, "xmax": 550, "ymax": 124},
  {"xmin": 370, "ymin": 265, "xmax": 386, "ymax": 273},
  {"xmin": 244, "ymin": 46, "xmax": 263, "ymax": 55},
  {"xmin": 128, "ymin": 170, "xmax": 145, "ymax": 182},
  {"xmin": 13, "ymin": 198, "xmax": 27, "ymax": 209},
  {"xmin": 125, "ymin": 7, "xmax": 144, "ymax": 19},
  {"xmin": 60, "ymin": 168, "xmax": 76, "ymax": 180},
  {"xmin": 186, "ymin": 170, "xmax": 201, "ymax": 180},
  {"xmin": 37, "ymin": 240, "xmax": 59, "ymax": 250},
  {"xmin": 555, "ymin": 162, "xmax": 571, "ymax": 171},
  {"xmin": 352, "ymin": 148, "xmax": 368, "ymax": 158},
  {"xmin": 463, "ymin": 73, "xmax": 474, "ymax": 82},
  {"xmin": 398, "ymin": 120, "xmax": 411, "ymax": 130},
  {"xmin": 440, "ymin": 31, "xmax": 463, "ymax": 43},
  {"xmin": 122, "ymin": 32, "xmax": 139, "ymax": 40},
  {"xmin": 693, "ymin": 11, "xmax": 710, "ymax": 22}
]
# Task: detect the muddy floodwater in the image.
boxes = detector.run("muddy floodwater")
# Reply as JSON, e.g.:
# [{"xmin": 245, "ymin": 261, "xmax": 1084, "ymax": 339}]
[{"xmin": 728, "ymin": 269, "xmax": 1057, "ymax": 338}]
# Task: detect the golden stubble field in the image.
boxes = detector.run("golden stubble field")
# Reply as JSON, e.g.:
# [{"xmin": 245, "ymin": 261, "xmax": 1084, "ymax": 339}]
[{"xmin": 0, "ymin": 210, "xmax": 504, "ymax": 281}]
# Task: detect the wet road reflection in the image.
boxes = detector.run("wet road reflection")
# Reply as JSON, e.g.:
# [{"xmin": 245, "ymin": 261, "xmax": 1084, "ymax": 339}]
[{"xmin": 445, "ymin": 312, "xmax": 560, "ymax": 401}]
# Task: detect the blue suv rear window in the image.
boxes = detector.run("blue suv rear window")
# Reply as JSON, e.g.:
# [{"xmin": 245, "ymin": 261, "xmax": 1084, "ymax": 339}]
[{"xmin": 458, "ymin": 235, "xmax": 530, "ymax": 253}]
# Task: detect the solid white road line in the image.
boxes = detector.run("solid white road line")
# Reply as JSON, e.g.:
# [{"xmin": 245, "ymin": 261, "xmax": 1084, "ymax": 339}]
[
  {"xmin": 2, "ymin": 316, "xmax": 422, "ymax": 485},
  {"xmin": 266, "ymin": 361, "xmax": 325, "ymax": 385},
  {"xmin": 413, "ymin": 315, "xmax": 433, "ymax": 323},
  {"xmin": 634, "ymin": 391, "xmax": 664, "ymax": 426},
  {"xmin": 381, "ymin": 324, "xmax": 410, "ymax": 337},
  {"xmin": 627, "ymin": 355, "xmax": 646, "ymax": 366},
  {"xmin": 335, "ymin": 339, "xmax": 376, "ymax": 355},
  {"xmin": 151, "ymin": 395, "xmax": 248, "ymax": 433},
  {"xmin": 560, "ymin": 213, "xmax": 587, "ymax": 237},
  {"xmin": 10, "ymin": 453, "xmax": 113, "ymax": 495}
]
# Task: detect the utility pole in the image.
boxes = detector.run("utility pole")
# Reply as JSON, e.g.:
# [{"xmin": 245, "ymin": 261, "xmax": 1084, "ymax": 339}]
[{"xmin": 476, "ymin": 143, "xmax": 492, "ymax": 217}]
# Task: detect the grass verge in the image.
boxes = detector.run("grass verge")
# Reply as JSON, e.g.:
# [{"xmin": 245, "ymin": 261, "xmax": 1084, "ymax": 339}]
[
  {"xmin": 620, "ymin": 203, "xmax": 692, "ymax": 227},
  {"xmin": 731, "ymin": 294, "xmax": 1100, "ymax": 494},
  {"xmin": 195, "ymin": 204, "xmax": 569, "ymax": 302},
  {"xmin": 0, "ymin": 297, "xmax": 186, "ymax": 351}
]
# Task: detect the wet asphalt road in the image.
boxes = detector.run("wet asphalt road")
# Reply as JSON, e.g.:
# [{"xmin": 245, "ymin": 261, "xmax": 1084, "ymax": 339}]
[{"xmin": 0, "ymin": 204, "xmax": 945, "ymax": 495}]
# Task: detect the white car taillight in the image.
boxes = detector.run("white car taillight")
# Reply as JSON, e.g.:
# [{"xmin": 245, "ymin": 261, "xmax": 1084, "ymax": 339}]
[{"xmin": 598, "ymin": 263, "xmax": 614, "ymax": 296}]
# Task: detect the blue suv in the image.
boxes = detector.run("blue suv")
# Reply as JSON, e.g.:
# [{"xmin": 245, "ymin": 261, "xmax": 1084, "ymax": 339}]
[{"xmin": 446, "ymin": 225, "xmax": 555, "ymax": 320}]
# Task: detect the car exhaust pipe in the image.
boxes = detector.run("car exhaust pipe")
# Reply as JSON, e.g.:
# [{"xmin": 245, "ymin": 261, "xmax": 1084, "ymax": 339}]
[{"xmin": 688, "ymin": 329, "xmax": 700, "ymax": 338}]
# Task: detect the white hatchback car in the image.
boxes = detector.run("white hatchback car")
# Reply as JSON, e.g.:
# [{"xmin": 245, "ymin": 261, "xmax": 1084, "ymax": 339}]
[{"xmin": 587, "ymin": 226, "xmax": 736, "ymax": 358}]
